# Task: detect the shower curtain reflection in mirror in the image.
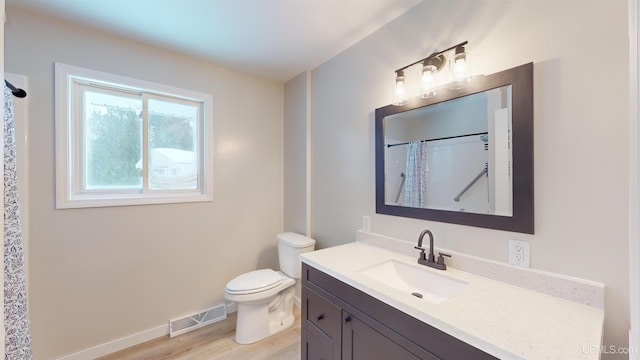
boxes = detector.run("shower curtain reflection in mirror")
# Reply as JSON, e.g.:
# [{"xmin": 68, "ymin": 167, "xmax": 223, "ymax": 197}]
[
  {"xmin": 387, "ymin": 134, "xmax": 490, "ymax": 213},
  {"xmin": 404, "ymin": 142, "xmax": 429, "ymax": 208}
]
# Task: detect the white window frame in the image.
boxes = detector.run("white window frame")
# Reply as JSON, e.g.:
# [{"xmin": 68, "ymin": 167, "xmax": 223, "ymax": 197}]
[{"xmin": 55, "ymin": 63, "xmax": 214, "ymax": 209}]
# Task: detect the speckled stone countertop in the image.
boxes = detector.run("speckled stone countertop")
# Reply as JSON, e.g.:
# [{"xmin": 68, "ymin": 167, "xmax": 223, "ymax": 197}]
[{"xmin": 301, "ymin": 241, "xmax": 604, "ymax": 360}]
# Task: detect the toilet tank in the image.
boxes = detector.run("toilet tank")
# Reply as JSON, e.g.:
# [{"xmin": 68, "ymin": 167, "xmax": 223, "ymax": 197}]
[{"xmin": 277, "ymin": 232, "xmax": 315, "ymax": 278}]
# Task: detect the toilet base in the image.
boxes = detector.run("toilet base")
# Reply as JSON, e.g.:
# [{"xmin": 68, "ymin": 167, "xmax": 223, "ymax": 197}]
[{"xmin": 234, "ymin": 286, "xmax": 295, "ymax": 344}]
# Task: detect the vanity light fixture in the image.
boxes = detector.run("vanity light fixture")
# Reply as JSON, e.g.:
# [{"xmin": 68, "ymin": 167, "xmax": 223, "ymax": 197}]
[{"xmin": 393, "ymin": 41, "xmax": 470, "ymax": 105}]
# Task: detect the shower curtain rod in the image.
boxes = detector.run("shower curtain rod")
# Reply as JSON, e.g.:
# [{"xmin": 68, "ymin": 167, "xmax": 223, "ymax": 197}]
[
  {"xmin": 5, "ymin": 80, "xmax": 27, "ymax": 98},
  {"xmin": 386, "ymin": 131, "xmax": 487, "ymax": 148}
]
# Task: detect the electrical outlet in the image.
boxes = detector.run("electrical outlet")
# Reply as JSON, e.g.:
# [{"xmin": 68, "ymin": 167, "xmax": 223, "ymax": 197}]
[
  {"xmin": 362, "ymin": 216, "xmax": 371, "ymax": 232},
  {"xmin": 508, "ymin": 239, "xmax": 530, "ymax": 268}
]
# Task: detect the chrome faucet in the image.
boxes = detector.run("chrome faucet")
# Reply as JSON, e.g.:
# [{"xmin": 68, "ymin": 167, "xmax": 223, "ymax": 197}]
[{"xmin": 414, "ymin": 229, "xmax": 451, "ymax": 270}]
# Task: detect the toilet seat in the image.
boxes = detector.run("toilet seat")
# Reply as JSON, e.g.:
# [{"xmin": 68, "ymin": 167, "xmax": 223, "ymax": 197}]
[{"xmin": 225, "ymin": 269, "xmax": 284, "ymax": 295}]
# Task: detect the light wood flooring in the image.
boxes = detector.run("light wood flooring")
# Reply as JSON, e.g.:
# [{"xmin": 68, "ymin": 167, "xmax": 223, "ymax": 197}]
[{"xmin": 98, "ymin": 309, "xmax": 301, "ymax": 360}]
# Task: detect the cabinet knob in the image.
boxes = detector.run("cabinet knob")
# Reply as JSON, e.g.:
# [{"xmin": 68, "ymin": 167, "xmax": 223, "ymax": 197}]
[
  {"xmin": 316, "ymin": 314, "xmax": 324, "ymax": 321},
  {"xmin": 344, "ymin": 316, "xmax": 352, "ymax": 323}
]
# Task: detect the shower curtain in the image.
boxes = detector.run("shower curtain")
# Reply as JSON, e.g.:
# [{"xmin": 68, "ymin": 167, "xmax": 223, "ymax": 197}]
[
  {"xmin": 4, "ymin": 85, "xmax": 32, "ymax": 359},
  {"xmin": 404, "ymin": 141, "xmax": 429, "ymax": 208}
]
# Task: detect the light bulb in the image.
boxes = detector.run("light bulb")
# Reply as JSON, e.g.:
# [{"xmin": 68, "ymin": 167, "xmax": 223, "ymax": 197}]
[
  {"xmin": 420, "ymin": 63, "xmax": 437, "ymax": 98},
  {"xmin": 453, "ymin": 58, "xmax": 467, "ymax": 80},
  {"xmin": 449, "ymin": 46, "xmax": 470, "ymax": 88},
  {"xmin": 393, "ymin": 71, "xmax": 406, "ymax": 106}
]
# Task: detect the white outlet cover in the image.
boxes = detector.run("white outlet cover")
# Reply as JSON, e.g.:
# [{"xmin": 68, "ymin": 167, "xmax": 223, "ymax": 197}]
[
  {"xmin": 362, "ymin": 215, "xmax": 371, "ymax": 232},
  {"xmin": 508, "ymin": 239, "xmax": 530, "ymax": 268}
]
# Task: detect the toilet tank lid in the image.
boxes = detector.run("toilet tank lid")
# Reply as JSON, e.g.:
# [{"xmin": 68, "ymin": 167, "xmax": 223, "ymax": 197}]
[{"xmin": 277, "ymin": 232, "xmax": 315, "ymax": 248}]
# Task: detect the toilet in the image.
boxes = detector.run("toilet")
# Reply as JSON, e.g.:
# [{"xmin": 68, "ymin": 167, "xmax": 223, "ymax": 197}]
[{"xmin": 224, "ymin": 232, "xmax": 315, "ymax": 344}]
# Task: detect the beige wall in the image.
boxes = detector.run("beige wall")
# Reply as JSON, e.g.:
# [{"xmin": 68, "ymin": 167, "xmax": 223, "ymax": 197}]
[
  {"xmin": 300, "ymin": 0, "xmax": 630, "ymax": 358},
  {"xmin": 6, "ymin": 7, "xmax": 284, "ymax": 359}
]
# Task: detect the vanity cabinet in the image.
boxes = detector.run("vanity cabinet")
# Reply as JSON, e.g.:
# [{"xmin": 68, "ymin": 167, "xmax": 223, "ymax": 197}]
[{"xmin": 301, "ymin": 263, "xmax": 498, "ymax": 360}]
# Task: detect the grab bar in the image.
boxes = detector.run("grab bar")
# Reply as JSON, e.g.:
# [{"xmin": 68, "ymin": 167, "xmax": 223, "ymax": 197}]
[
  {"xmin": 454, "ymin": 165, "xmax": 487, "ymax": 202},
  {"xmin": 394, "ymin": 173, "xmax": 406, "ymax": 204}
]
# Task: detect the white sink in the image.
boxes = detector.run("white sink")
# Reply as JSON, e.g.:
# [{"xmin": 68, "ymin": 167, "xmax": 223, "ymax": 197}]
[{"xmin": 359, "ymin": 260, "xmax": 467, "ymax": 304}]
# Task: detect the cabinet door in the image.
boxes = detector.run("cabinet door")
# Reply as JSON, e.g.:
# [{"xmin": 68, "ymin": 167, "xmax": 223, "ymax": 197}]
[
  {"xmin": 304, "ymin": 324, "xmax": 337, "ymax": 360},
  {"xmin": 342, "ymin": 312, "xmax": 426, "ymax": 360},
  {"xmin": 302, "ymin": 285, "xmax": 341, "ymax": 360}
]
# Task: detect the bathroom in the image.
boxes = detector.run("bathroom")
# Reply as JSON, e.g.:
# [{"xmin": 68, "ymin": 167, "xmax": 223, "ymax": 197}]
[{"xmin": 1, "ymin": 0, "xmax": 633, "ymax": 359}]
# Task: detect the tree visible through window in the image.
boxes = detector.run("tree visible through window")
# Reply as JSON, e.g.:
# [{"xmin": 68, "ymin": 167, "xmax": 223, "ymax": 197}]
[{"xmin": 85, "ymin": 92, "xmax": 142, "ymax": 189}]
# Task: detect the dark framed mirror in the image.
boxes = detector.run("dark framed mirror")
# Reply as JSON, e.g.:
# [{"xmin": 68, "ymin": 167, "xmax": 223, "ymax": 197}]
[{"xmin": 375, "ymin": 62, "xmax": 533, "ymax": 234}]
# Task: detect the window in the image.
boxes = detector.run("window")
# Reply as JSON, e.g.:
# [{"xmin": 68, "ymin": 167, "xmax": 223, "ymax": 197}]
[{"xmin": 55, "ymin": 63, "xmax": 213, "ymax": 208}]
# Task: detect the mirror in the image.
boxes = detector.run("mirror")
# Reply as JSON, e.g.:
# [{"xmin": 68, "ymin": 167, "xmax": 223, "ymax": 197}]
[{"xmin": 375, "ymin": 63, "xmax": 534, "ymax": 234}]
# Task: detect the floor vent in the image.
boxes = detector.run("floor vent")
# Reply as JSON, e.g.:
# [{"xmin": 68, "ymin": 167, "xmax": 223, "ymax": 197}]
[{"xmin": 169, "ymin": 303, "xmax": 227, "ymax": 337}]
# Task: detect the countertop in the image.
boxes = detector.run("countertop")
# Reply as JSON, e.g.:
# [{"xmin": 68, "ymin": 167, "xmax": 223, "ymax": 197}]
[{"xmin": 301, "ymin": 241, "xmax": 604, "ymax": 360}]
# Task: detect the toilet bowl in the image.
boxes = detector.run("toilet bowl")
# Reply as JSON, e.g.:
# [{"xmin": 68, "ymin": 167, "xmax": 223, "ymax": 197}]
[{"xmin": 224, "ymin": 232, "xmax": 315, "ymax": 344}]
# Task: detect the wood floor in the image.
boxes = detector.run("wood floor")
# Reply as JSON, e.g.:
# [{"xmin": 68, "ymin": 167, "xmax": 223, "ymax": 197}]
[{"xmin": 98, "ymin": 309, "xmax": 301, "ymax": 360}]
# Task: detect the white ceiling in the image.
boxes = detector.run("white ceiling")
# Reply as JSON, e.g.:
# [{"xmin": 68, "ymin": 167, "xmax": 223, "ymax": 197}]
[{"xmin": 6, "ymin": 0, "xmax": 422, "ymax": 82}]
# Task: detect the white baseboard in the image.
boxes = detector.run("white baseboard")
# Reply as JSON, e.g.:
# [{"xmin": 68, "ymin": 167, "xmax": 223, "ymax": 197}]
[
  {"xmin": 56, "ymin": 324, "xmax": 169, "ymax": 360},
  {"xmin": 55, "ymin": 302, "xmax": 291, "ymax": 360},
  {"xmin": 631, "ymin": 329, "xmax": 639, "ymax": 360}
]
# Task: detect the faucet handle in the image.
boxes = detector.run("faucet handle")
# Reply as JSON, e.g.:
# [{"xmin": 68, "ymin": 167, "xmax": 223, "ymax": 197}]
[
  {"xmin": 437, "ymin": 252, "xmax": 451, "ymax": 266},
  {"xmin": 414, "ymin": 245, "xmax": 426, "ymax": 252},
  {"xmin": 414, "ymin": 246, "xmax": 426, "ymax": 261}
]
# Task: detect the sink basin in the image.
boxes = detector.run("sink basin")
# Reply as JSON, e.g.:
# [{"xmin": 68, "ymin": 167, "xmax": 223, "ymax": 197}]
[{"xmin": 359, "ymin": 260, "xmax": 467, "ymax": 304}]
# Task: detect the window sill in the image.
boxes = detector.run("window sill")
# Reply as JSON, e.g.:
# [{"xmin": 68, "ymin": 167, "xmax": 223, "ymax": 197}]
[{"xmin": 55, "ymin": 192, "xmax": 213, "ymax": 209}]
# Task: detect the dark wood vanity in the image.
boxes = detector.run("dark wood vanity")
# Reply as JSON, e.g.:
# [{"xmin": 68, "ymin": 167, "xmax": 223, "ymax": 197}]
[{"xmin": 301, "ymin": 263, "xmax": 498, "ymax": 360}]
